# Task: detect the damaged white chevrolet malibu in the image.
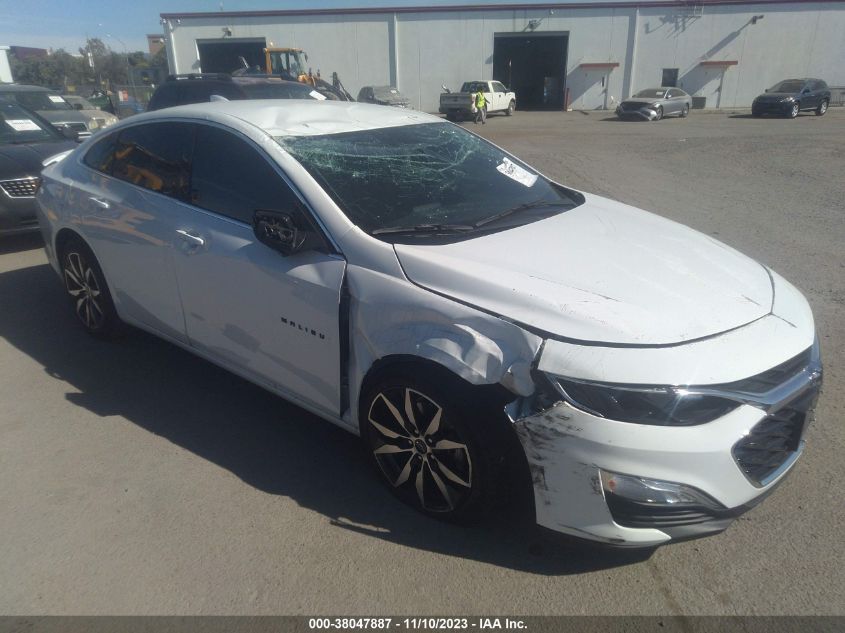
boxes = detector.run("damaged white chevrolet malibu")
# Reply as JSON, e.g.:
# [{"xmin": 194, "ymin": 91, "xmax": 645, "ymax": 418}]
[{"xmin": 36, "ymin": 101, "xmax": 822, "ymax": 547}]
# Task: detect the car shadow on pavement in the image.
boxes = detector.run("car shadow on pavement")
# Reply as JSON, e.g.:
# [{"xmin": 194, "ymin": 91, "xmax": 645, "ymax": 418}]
[
  {"xmin": 0, "ymin": 232, "xmax": 43, "ymax": 255},
  {"xmin": 0, "ymin": 263, "xmax": 656, "ymax": 575}
]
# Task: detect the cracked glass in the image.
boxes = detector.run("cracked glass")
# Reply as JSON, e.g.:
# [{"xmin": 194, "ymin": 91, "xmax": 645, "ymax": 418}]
[{"xmin": 276, "ymin": 122, "xmax": 581, "ymax": 237}]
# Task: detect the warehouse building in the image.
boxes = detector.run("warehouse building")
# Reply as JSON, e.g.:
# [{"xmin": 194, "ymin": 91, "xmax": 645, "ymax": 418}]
[{"xmin": 160, "ymin": 1, "xmax": 845, "ymax": 112}]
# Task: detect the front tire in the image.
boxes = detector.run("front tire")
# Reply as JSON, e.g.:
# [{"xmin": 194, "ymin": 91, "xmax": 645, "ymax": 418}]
[
  {"xmin": 816, "ymin": 99, "xmax": 828, "ymax": 116},
  {"xmin": 789, "ymin": 102, "xmax": 800, "ymax": 118},
  {"xmin": 506, "ymin": 100, "xmax": 515, "ymax": 116},
  {"xmin": 654, "ymin": 106, "xmax": 663, "ymax": 121},
  {"xmin": 61, "ymin": 237, "xmax": 120, "ymax": 338},
  {"xmin": 361, "ymin": 368, "xmax": 504, "ymax": 522}
]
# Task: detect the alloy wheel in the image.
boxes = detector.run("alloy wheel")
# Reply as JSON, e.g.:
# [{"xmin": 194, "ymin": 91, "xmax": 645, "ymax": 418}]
[
  {"xmin": 790, "ymin": 103, "xmax": 799, "ymax": 118},
  {"xmin": 818, "ymin": 100, "xmax": 828, "ymax": 115},
  {"xmin": 64, "ymin": 251, "xmax": 105, "ymax": 331},
  {"xmin": 367, "ymin": 387, "xmax": 473, "ymax": 513}
]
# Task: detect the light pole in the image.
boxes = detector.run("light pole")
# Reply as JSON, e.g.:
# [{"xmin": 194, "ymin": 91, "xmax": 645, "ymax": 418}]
[{"xmin": 106, "ymin": 34, "xmax": 136, "ymax": 102}]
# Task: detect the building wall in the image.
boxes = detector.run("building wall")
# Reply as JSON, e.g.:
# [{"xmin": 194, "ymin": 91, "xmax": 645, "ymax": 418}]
[{"xmin": 164, "ymin": 2, "xmax": 845, "ymax": 112}]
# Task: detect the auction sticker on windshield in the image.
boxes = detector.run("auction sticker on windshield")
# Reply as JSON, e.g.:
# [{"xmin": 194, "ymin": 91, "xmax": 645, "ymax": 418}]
[
  {"xmin": 5, "ymin": 119, "xmax": 40, "ymax": 132},
  {"xmin": 48, "ymin": 95, "xmax": 66, "ymax": 103},
  {"xmin": 497, "ymin": 157, "xmax": 538, "ymax": 187}
]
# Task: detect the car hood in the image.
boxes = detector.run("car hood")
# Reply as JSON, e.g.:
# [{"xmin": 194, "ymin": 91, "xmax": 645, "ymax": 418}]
[
  {"xmin": 37, "ymin": 110, "xmax": 89, "ymax": 124},
  {"xmin": 393, "ymin": 194, "xmax": 773, "ymax": 345},
  {"xmin": 755, "ymin": 92, "xmax": 796, "ymax": 101},
  {"xmin": 0, "ymin": 141, "xmax": 77, "ymax": 178}
]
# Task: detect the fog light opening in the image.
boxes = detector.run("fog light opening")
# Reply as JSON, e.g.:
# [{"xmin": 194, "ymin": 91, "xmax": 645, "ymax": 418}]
[{"xmin": 599, "ymin": 470, "xmax": 724, "ymax": 509}]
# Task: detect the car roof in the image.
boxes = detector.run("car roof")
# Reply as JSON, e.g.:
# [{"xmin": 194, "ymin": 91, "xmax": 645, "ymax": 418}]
[
  {"xmin": 0, "ymin": 84, "xmax": 54, "ymax": 93},
  {"xmin": 135, "ymin": 100, "xmax": 441, "ymax": 137}
]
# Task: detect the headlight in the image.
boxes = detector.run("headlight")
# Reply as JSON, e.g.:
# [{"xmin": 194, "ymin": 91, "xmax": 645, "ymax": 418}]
[
  {"xmin": 88, "ymin": 119, "xmax": 100, "ymax": 130},
  {"xmin": 782, "ymin": 96, "xmax": 795, "ymax": 102},
  {"xmin": 551, "ymin": 377, "xmax": 738, "ymax": 426}
]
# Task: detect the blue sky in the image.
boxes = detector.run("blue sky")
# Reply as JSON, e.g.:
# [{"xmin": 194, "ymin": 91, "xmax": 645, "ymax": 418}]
[{"xmin": 0, "ymin": 0, "xmax": 529, "ymax": 55}]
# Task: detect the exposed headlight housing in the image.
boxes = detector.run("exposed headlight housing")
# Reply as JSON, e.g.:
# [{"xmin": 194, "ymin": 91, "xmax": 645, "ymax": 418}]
[
  {"xmin": 600, "ymin": 470, "xmax": 724, "ymax": 509},
  {"xmin": 550, "ymin": 377, "xmax": 738, "ymax": 426}
]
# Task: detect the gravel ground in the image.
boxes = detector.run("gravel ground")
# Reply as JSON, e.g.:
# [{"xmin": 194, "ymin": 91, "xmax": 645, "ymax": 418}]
[{"xmin": 0, "ymin": 109, "xmax": 843, "ymax": 616}]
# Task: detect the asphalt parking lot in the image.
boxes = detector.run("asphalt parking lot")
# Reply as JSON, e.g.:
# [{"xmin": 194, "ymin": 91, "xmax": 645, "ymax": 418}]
[{"xmin": 1, "ymin": 108, "xmax": 843, "ymax": 615}]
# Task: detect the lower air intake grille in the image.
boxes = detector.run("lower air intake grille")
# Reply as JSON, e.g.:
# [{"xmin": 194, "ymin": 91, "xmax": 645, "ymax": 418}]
[
  {"xmin": 732, "ymin": 390, "xmax": 817, "ymax": 486},
  {"xmin": 0, "ymin": 177, "xmax": 40, "ymax": 198}
]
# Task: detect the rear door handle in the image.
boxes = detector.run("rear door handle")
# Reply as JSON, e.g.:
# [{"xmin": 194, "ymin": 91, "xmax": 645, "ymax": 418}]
[
  {"xmin": 176, "ymin": 229, "xmax": 205, "ymax": 247},
  {"xmin": 89, "ymin": 196, "xmax": 110, "ymax": 209}
]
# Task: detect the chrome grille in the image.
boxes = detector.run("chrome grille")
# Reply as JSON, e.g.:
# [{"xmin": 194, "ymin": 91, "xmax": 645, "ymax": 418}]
[{"xmin": 0, "ymin": 177, "xmax": 40, "ymax": 198}]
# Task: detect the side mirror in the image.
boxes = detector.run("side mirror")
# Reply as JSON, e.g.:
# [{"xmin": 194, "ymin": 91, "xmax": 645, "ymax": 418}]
[
  {"xmin": 253, "ymin": 208, "xmax": 324, "ymax": 256},
  {"xmin": 60, "ymin": 126, "xmax": 80, "ymax": 142},
  {"xmin": 441, "ymin": 84, "xmax": 451, "ymax": 94},
  {"xmin": 802, "ymin": 88, "xmax": 811, "ymax": 94}
]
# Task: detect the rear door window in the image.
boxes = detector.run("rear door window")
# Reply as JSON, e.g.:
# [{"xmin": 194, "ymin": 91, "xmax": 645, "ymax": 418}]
[
  {"xmin": 82, "ymin": 131, "xmax": 119, "ymax": 174},
  {"xmin": 112, "ymin": 122, "xmax": 195, "ymax": 199},
  {"xmin": 189, "ymin": 124, "xmax": 300, "ymax": 224}
]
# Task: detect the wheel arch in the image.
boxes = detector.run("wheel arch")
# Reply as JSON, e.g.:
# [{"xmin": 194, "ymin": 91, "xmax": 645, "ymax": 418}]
[
  {"xmin": 357, "ymin": 355, "xmax": 514, "ymax": 430},
  {"xmin": 54, "ymin": 227, "xmax": 85, "ymax": 262}
]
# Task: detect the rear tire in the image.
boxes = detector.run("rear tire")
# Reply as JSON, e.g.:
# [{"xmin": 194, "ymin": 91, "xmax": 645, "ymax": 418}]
[
  {"xmin": 816, "ymin": 99, "xmax": 828, "ymax": 116},
  {"xmin": 360, "ymin": 367, "xmax": 510, "ymax": 523},
  {"xmin": 60, "ymin": 237, "xmax": 121, "ymax": 338},
  {"xmin": 680, "ymin": 104, "xmax": 690, "ymax": 118}
]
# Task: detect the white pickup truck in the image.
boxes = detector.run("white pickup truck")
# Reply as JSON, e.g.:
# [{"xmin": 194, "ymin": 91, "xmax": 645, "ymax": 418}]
[{"xmin": 439, "ymin": 80, "xmax": 516, "ymax": 121}]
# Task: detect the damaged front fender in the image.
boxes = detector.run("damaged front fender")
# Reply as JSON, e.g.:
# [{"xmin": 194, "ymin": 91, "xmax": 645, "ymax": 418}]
[{"xmin": 344, "ymin": 263, "xmax": 542, "ymax": 430}]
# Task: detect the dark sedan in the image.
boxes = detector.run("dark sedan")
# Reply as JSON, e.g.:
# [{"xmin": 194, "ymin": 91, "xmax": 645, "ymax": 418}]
[
  {"xmin": 0, "ymin": 101, "xmax": 77, "ymax": 236},
  {"xmin": 357, "ymin": 85, "xmax": 412, "ymax": 108},
  {"xmin": 752, "ymin": 79, "xmax": 831, "ymax": 118}
]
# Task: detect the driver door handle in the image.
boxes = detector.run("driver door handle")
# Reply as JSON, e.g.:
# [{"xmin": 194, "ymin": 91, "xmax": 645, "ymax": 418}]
[{"xmin": 176, "ymin": 229, "xmax": 205, "ymax": 247}]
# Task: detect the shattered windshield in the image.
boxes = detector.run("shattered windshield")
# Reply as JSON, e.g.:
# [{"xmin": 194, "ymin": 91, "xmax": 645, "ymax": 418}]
[{"xmin": 276, "ymin": 122, "xmax": 582, "ymax": 238}]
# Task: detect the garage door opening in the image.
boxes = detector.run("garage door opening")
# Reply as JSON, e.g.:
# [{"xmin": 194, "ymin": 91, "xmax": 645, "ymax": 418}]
[
  {"xmin": 197, "ymin": 39, "xmax": 266, "ymax": 74},
  {"xmin": 493, "ymin": 33, "xmax": 568, "ymax": 110}
]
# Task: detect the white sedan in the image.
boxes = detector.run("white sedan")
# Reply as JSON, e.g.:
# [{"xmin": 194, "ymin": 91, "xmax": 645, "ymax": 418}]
[{"xmin": 36, "ymin": 101, "xmax": 822, "ymax": 547}]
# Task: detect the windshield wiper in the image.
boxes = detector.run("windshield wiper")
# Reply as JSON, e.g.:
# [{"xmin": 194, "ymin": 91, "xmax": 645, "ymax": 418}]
[
  {"xmin": 371, "ymin": 223, "xmax": 475, "ymax": 236},
  {"xmin": 473, "ymin": 199, "xmax": 565, "ymax": 228}
]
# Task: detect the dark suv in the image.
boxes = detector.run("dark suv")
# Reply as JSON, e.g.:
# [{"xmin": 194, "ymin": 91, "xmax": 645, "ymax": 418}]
[
  {"xmin": 751, "ymin": 78, "xmax": 831, "ymax": 118},
  {"xmin": 147, "ymin": 74, "xmax": 324, "ymax": 111}
]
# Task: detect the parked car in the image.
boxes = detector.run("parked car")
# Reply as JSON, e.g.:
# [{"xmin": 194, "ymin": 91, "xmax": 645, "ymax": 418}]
[
  {"xmin": 86, "ymin": 90, "xmax": 117, "ymax": 115},
  {"xmin": 357, "ymin": 85, "xmax": 411, "ymax": 108},
  {"xmin": 147, "ymin": 74, "xmax": 327, "ymax": 111},
  {"xmin": 115, "ymin": 96, "xmax": 146, "ymax": 119},
  {"xmin": 439, "ymin": 80, "xmax": 516, "ymax": 121},
  {"xmin": 0, "ymin": 85, "xmax": 93, "ymax": 137},
  {"xmin": 0, "ymin": 100, "xmax": 77, "ymax": 236},
  {"xmin": 36, "ymin": 101, "xmax": 821, "ymax": 547},
  {"xmin": 752, "ymin": 78, "xmax": 830, "ymax": 118},
  {"xmin": 616, "ymin": 87, "xmax": 692, "ymax": 120},
  {"xmin": 63, "ymin": 95, "xmax": 119, "ymax": 131}
]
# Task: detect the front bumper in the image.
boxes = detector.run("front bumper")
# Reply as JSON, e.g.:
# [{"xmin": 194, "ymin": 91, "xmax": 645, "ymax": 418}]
[
  {"xmin": 511, "ymin": 340, "xmax": 821, "ymax": 547},
  {"xmin": 0, "ymin": 182, "xmax": 40, "ymax": 236},
  {"xmin": 752, "ymin": 100, "xmax": 793, "ymax": 116},
  {"xmin": 616, "ymin": 106, "xmax": 659, "ymax": 121}
]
